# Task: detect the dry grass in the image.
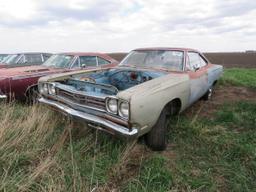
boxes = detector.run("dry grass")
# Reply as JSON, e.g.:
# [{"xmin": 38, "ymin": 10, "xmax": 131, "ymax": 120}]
[
  {"xmin": 0, "ymin": 103, "xmax": 140, "ymax": 192},
  {"xmin": 0, "ymin": 103, "xmax": 82, "ymax": 191}
]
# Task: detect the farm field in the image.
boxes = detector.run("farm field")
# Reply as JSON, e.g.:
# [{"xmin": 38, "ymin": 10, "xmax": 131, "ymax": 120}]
[{"xmin": 0, "ymin": 68, "xmax": 255, "ymax": 191}]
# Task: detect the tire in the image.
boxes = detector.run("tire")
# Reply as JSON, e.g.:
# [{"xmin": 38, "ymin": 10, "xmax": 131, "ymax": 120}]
[
  {"xmin": 27, "ymin": 88, "xmax": 39, "ymax": 104},
  {"xmin": 145, "ymin": 108, "xmax": 169, "ymax": 151},
  {"xmin": 202, "ymin": 86, "xmax": 213, "ymax": 101}
]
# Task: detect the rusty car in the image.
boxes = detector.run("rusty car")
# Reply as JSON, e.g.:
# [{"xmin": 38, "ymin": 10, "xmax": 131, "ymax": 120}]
[
  {"xmin": 38, "ymin": 48, "xmax": 223, "ymax": 150},
  {"xmin": 0, "ymin": 53, "xmax": 52, "ymax": 69},
  {"xmin": 0, "ymin": 52, "xmax": 118, "ymax": 101}
]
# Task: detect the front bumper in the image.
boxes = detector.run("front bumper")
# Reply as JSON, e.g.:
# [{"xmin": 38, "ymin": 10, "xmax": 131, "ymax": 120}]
[
  {"xmin": 0, "ymin": 94, "xmax": 7, "ymax": 100},
  {"xmin": 38, "ymin": 97, "xmax": 138, "ymax": 139}
]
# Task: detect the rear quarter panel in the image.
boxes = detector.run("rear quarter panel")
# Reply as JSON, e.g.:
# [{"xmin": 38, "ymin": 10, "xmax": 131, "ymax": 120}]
[{"xmin": 207, "ymin": 64, "xmax": 223, "ymax": 87}]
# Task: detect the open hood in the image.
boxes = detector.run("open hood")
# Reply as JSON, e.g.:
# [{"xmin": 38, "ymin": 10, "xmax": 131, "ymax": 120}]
[{"xmin": 53, "ymin": 67, "xmax": 168, "ymax": 97}]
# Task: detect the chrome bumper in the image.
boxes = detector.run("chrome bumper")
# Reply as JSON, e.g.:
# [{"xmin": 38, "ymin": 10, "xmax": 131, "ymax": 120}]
[
  {"xmin": 38, "ymin": 97, "xmax": 138, "ymax": 139},
  {"xmin": 0, "ymin": 94, "xmax": 7, "ymax": 100}
]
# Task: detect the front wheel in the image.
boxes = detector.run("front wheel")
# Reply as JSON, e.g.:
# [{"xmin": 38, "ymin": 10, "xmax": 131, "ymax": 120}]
[
  {"xmin": 27, "ymin": 88, "xmax": 39, "ymax": 104},
  {"xmin": 145, "ymin": 108, "xmax": 169, "ymax": 151}
]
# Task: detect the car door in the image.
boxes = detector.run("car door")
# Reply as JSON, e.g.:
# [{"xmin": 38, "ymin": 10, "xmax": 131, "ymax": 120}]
[{"xmin": 187, "ymin": 51, "xmax": 209, "ymax": 105}]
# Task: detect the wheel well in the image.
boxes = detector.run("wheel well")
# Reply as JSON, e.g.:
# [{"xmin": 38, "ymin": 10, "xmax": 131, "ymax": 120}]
[
  {"xmin": 213, "ymin": 80, "xmax": 218, "ymax": 86},
  {"xmin": 164, "ymin": 98, "xmax": 182, "ymax": 116},
  {"xmin": 25, "ymin": 85, "xmax": 38, "ymax": 97}
]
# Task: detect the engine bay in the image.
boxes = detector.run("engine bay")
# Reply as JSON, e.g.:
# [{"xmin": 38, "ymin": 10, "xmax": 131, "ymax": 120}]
[{"xmin": 61, "ymin": 68, "xmax": 167, "ymax": 96}]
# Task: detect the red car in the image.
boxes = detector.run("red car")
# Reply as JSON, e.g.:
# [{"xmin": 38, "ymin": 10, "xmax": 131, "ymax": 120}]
[
  {"xmin": 0, "ymin": 52, "xmax": 118, "ymax": 102},
  {"xmin": 0, "ymin": 53, "xmax": 52, "ymax": 69}
]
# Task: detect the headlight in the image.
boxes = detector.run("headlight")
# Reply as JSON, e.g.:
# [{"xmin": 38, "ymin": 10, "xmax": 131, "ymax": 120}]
[
  {"xmin": 48, "ymin": 84, "xmax": 56, "ymax": 95},
  {"xmin": 39, "ymin": 83, "xmax": 49, "ymax": 95},
  {"xmin": 106, "ymin": 98, "xmax": 118, "ymax": 114},
  {"xmin": 43, "ymin": 83, "xmax": 48, "ymax": 94},
  {"xmin": 119, "ymin": 101, "xmax": 129, "ymax": 118}
]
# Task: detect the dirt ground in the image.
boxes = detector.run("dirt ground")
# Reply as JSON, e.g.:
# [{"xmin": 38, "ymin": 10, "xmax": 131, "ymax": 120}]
[{"xmin": 184, "ymin": 86, "xmax": 256, "ymax": 119}]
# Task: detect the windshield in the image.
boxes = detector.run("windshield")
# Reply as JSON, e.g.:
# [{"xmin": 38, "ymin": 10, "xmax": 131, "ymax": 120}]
[
  {"xmin": 0, "ymin": 54, "xmax": 8, "ymax": 62},
  {"xmin": 43, "ymin": 54, "xmax": 74, "ymax": 68},
  {"xmin": 3, "ymin": 54, "xmax": 21, "ymax": 64},
  {"xmin": 120, "ymin": 50, "xmax": 184, "ymax": 71}
]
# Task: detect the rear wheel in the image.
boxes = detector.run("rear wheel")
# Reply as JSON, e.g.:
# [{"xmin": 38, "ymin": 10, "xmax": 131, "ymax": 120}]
[
  {"xmin": 145, "ymin": 108, "xmax": 169, "ymax": 151},
  {"xmin": 202, "ymin": 86, "xmax": 213, "ymax": 100}
]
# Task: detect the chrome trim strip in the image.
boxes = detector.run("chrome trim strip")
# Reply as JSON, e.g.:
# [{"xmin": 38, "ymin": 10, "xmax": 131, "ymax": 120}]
[{"xmin": 39, "ymin": 97, "xmax": 138, "ymax": 138}]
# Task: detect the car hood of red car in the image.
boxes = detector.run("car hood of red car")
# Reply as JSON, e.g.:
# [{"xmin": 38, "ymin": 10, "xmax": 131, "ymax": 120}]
[
  {"xmin": 0, "ymin": 63, "xmax": 6, "ymax": 68},
  {"xmin": 0, "ymin": 65, "xmax": 68, "ymax": 79}
]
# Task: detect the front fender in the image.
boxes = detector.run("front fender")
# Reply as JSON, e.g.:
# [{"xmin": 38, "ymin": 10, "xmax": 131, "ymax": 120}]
[{"xmin": 118, "ymin": 73, "xmax": 190, "ymax": 134}]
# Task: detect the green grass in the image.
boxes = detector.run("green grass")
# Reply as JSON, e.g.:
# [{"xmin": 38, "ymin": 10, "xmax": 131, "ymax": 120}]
[
  {"xmin": 123, "ymin": 155, "xmax": 172, "ymax": 192},
  {"xmin": 220, "ymin": 68, "xmax": 256, "ymax": 88},
  {"xmin": 167, "ymin": 101, "xmax": 256, "ymax": 191},
  {"xmin": 0, "ymin": 68, "xmax": 255, "ymax": 191}
]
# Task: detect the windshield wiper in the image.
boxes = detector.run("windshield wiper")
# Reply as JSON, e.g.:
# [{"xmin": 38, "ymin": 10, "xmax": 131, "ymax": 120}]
[{"xmin": 119, "ymin": 64, "xmax": 136, "ymax": 68}]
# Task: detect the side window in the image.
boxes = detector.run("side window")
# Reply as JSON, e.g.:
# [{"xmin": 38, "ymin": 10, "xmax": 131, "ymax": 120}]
[
  {"xmin": 25, "ymin": 54, "xmax": 43, "ymax": 64},
  {"xmin": 97, "ymin": 57, "xmax": 110, "ymax": 66},
  {"xmin": 79, "ymin": 56, "xmax": 97, "ymax": 67},
  {"xmin": 187, "ymin": 52, "xmax": 201, "ymax": 71}
]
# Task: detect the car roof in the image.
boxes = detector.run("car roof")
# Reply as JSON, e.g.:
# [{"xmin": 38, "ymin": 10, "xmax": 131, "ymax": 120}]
[
  {"xmin": 61, "ymin": 52, "xmax": 109, "ymax": 56},
  {"xmin": 133, "ymin": 47, "xmax": 199, "ymax": 52}
]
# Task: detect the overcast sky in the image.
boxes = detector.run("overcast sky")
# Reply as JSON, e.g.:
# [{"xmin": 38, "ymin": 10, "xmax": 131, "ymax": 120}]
[{"xmin": 0, "ymin": 0, "xmax": 255, "ymax": 53}]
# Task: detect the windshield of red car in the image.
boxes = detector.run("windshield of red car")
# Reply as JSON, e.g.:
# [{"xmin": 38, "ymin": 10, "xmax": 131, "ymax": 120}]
[
  {"xmin": 120, "ymin": 50, "xmax": 184, "ymax": 71},
  {"xmin": 43, "ymin": 54, "xmax": 74, "ymax": 68},
  {"xmin": 0, "ymin": 54, "xmax": 8, "ymax": 62},
  {"xmin": 3, "ymin": 54, "xmax": 20, "ymax": 64}
]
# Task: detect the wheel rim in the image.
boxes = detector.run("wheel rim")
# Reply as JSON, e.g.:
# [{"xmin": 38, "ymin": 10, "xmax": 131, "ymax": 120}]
[{"xmin": 208, "ymin": 88, "xmax": 213, "ymax": 99}]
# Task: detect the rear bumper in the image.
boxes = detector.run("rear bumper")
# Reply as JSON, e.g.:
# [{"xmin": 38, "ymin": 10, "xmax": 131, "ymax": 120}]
[{"xmin": 38, "ymin": 97, "xmax": 139, "ymax": 139}]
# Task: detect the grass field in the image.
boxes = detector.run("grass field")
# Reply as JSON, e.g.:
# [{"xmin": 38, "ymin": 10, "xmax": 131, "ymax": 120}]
[
  {"xmin": 0, "ymin": 68, "xmax": 255, "ymax": 191},
  {"xmin": 219, "ymin": 68, "xmax": 256, "ymax": 89}
]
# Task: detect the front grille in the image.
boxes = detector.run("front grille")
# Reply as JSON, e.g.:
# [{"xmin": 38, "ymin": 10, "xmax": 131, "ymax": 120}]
[{"xmin": 56, "ymin": 88, "xmax": 106, "ymax": 110}]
